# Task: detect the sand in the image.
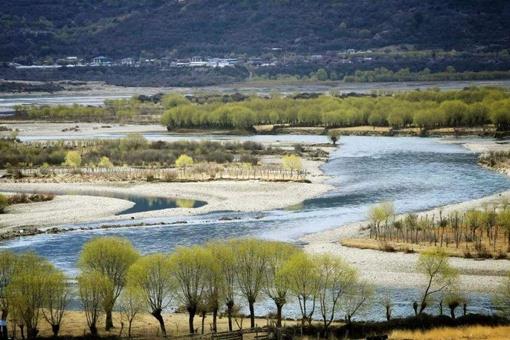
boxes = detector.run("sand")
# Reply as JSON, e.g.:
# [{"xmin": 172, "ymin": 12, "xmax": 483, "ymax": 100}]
[
  {"xmin": 0, "ymin": 121, "xmax": 166, "ymax": 139},
  {"xmin": 0, "ymin": 177, "xmax": 332, "ymax": 229}
]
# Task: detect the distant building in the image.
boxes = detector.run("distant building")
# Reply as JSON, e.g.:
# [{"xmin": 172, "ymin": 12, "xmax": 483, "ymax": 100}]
[
  {"xmin": 91, "ymin": 56, "xmax": 112, "ymax": 66},
  {"xmin": 120, "ymin": 57, "xmax": 135, "ymax": 66}
]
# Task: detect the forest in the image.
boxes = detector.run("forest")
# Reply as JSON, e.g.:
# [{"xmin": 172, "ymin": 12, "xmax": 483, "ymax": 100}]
[{"xmin": 2, "ymin": 0, "xmax": 510, "ymax": 60}]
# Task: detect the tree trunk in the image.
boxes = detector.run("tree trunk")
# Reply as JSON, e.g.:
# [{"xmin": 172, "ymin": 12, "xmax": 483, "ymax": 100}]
[
  {"xmin": 227, "ymin": 301, "xmax": 234, "ymax": 331},
  {"xmin": 151, "ymin": 309, "xmax": 166, "ymax": 337},
  {"xmin": 27, "ymin": 327, "xmax": 38, "ymax": 340},
  {"xmin": 248, "ymin": 299, "xmax": 255, "ymax": 329},
  {"xmin": 450, "ymin": 307, "xmax": 456, "ymax": 319},
  {"xmin": 89, "ymin": 324, "xmax": 98, "ymax": 337},
  {"xmin": 188, "ymin": 307, "xmax": 196, "ymax": 334},
  {"xmin": 385, "ymin": 306, "xmax": 391, "ymax": 321},
  {"xmin": 105, "ymin": 309, "xmax": 114, "ymax": 331},
  {"xmin": 212, "ymin": 308, "xmax": 218, "ymax": 333},
  {"xmin": 276, "ymin": 303, "xmax": 283, "ymax": 328},
  {"xmin": 1, "ymin": 310, "xmax": 8, "ymax": 340},
  {"xmin": 51, "ymin": 324, "xmax": 60, "ymax": 337},
  {"xmin": 128, "ymin": 321, "xmax": 133, "ymax": 338},
  {"xmin": 201, "ymin": 312, "xmax": 206, "ymax": 334}
]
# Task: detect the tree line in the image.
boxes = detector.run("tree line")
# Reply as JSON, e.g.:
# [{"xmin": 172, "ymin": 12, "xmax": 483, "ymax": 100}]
[
  {"xmin": 0, "ymin": 135, "xmax": 270, "ymax": 169},
  {"xmin": 160, "ymin": 87, "xmax": 510, "ymax": 130},
  {"xmin": 2, "ymin": 236, "xmax": 509, "ymax": 339},
  {"xmin": 367, "ymin": 201, "xmax": 510, "ymax": 258}
]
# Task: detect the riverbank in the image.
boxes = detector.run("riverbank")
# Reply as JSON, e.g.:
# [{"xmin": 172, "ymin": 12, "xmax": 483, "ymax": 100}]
[
  {"xmin": 0, "ymin": 156, "xmax": 332, "ymax": 232},
  {"xmin": 302, "ymin": 138, "xmax": 510, "ymax": 293}
]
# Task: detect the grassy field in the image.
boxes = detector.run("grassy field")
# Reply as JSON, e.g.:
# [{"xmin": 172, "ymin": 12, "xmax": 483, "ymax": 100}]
[
  {"xmin": 341, "ymin": 237, "xmax": 509, "ymax": 259},
  {"xmin": 389, "ymin": 325, "xmax": 510, "ymax": 340}
]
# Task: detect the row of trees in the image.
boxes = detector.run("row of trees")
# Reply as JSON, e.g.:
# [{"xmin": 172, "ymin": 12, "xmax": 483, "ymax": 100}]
[
  {"xmin": 76, "ymin": 237, "xmax": 371, "ymax": 337},
  {"xmin": 160, "ymin": 87, "xmax": 510, "ymax": 130},
  {"xmin": 15, "ymin": 98, "xmax": 163, "ymax": 122},
  {"xmin": 2, "ymin": 238, "xmax": 508, "ymax": 339},
  {"xmin": 368, "ymin": 201, "xmax": 510, "ymax": 256}
]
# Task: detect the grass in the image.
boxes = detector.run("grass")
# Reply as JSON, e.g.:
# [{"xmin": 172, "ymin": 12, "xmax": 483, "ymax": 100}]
[
  {"xmin": 31, "ymin": 311, "xmax": 333, "ymax": 338},
  {"xmin": 341, "ymin": 237, "xmax": 509, "ymax": 259},
  {"xmin": 389, "ymin": 325, "xmax": 510, "ymax": 339}
]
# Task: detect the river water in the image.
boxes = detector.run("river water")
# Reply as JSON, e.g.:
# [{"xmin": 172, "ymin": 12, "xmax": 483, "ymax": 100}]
[{"xmin": 2, "ymin": 136, "xmax": 510, "ymax": 320}]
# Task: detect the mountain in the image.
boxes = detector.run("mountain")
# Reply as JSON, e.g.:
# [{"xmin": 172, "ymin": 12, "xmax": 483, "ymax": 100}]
[{"xmin": 2, "ymin": 0, "xmax": 510, "ymax": 61}]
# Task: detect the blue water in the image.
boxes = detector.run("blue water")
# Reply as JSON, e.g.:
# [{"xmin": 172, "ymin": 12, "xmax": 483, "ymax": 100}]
[{"xmin": 2, "ymin": 136, "xmax": 510, "ymax": 320}]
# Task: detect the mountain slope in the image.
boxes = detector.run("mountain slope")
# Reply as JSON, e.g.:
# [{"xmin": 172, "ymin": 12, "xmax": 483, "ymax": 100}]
[{"xmin": 2, "ymin": 0, "xmax": 510, "ymax": 61}]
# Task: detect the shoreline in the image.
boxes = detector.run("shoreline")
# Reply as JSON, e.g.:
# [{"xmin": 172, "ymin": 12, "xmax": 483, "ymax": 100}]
[
  {"xmin": 301, "ymin": 138, "xmax": 510, "ymax": 293},
  {"xmin": 0, "ymin": 157, "xmax": 332, "ymax": 235}
]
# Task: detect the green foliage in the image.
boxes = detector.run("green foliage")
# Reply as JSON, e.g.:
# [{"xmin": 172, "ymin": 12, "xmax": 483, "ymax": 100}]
[
  {"xmin": 64, "ymin": 151, "xmax": 81, "ymax": 167},
  {"xmin": 78, "ymin": 237, "xmax": 140, "ymax": 330},
  {"xmin": 0, "ymin": 139, "xmax": 267, "ymax": 169},
  {"xmin": 282, "ymin": 154, "xmax": 302, "ymax": 171},
  {"xmin": 175, "ymin": 154, "xmax": 194, "ymax": 168},
  {"xmin": 127, "ymin": 253, "xmax": 174, "ymax": 336},
  {"xmin": 2, "ymin": 0, "xmax": 510, "ymax": 61},
  {"xmin": 417, "ymin": 248, "xmax": 459, "ymax": 314},
  {"xmin": 170, "ymin": 245, "xmax": 212, "ymax": 334},
  {"xmin": 6, "ymin": 253, "xmax": 63, "ymax": 339},
  {"xmin": 78, "ymin": 271, "xmax": 113, "ymax": 336},
  {"xmin": 159, "ymin": 87, "xmax": 510, "ymax": 130},
  {"xmin": 98, "ymin": 156, "xmax": 113, "ymax": 168}
]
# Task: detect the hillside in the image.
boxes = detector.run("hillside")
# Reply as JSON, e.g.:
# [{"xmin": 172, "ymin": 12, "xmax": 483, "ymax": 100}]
[{"xmin": 2, "ymin": 0, "xmax": 510, "ymax": 61}]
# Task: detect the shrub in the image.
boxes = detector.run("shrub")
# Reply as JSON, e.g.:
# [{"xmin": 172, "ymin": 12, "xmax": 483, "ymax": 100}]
[
  {"xmin": 98, "ymin": 156, "xmax": 113, "ymax": 168},
  {"xmin": 175, "ymin": 154, "xmax": 193, "ymax": 168},
  {"xmin": 0, "ymin": 194, "xmax": 8, "ymax": 213},
  {"xmin": 64, "ymin": 151, "xmax": 82, "ymax": 167}
]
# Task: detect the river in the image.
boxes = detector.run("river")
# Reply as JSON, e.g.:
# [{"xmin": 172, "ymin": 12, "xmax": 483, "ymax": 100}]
[{"xmin": 1, "ymin": 136, "xmax": 509, "ymax": 320}]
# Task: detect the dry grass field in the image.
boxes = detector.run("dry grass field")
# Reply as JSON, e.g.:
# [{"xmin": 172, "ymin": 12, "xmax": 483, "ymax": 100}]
[
  {"xmin": 341, "ymin": 237, "xmax": 509, "ymax": 259},
  {"xmin": 389, "ymin": 325, "xmax": 510, "ymax": 340},
  {"xmin": 27, "ymin": 311, "xmax": 299, "ymax": 338}
]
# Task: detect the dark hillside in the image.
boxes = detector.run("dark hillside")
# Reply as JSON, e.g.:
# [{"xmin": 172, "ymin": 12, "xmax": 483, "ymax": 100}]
[{"xmin": 2, "ymin": 0, "xmax": 510, "ymax": 61}]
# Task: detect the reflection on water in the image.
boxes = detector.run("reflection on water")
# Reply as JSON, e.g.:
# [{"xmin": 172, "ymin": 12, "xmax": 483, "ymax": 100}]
[
  {"xmin": 1, "ymin": 188, "xmax": 206, "ymax": 215},
  {"xmin": 2, "ymin": 136, "xmax": 510, "ymax": 320}
]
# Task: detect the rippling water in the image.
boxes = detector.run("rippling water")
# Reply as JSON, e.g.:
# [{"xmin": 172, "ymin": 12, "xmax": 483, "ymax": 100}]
[{"xmin": 2, "ymin": 136, "xmax": 509, "ymax": 320}]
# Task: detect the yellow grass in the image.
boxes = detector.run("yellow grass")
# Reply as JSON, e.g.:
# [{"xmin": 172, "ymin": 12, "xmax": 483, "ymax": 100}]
[
  {"xmin": 390, "ymin": 325, "xmax": 510, "ymax": 340},
  {"xmin": 341, "ymin": 237, "xmax": 509, "ymax": 259}
]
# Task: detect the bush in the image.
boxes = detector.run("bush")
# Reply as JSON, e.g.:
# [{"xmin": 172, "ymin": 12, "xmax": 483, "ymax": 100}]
[{"xmin": 0, "ymin": 194, "xmax": 8, "ymax": 213}]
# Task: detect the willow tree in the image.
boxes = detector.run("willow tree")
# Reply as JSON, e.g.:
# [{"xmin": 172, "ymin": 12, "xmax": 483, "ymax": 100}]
[
  {"xmin": 42, "ymin": 271, "xmax": 69, "ymax": 337},
  {"xmin": 78, "ymin": 272, "xmax": 112, "ymax": 337},
  {"xmin": 7, "ymin": 253, "xmax": 60, "ymax": 339},
  {"xmin": 202, "ymin": 249, "xmax": 223, "ymax": 333},
  {"xmin": 264, "ymin": 242, "xmax": 299, "ymax": 327},
  {"xmin": 233, "ymin": 239, "xmax": 270, "ymax": 328},
  {"xmin": 127, "ymin": 253, "xmax": 174, "ymax": 337},
  {"xmin": 0, "ymin": 251, "xmax": 17, "ymax": 338},
  {"xmin": 170, "ymin": 246, "xmax": 211, "ymax": 334},
  {"xmin": 280, "ymin": 252, "xmax": 320, "ymax": 326},
  {"xmin": 416, "ymin": 247, "xmax": 459, "ymax": 314},
  {"xmin": 315, "ymin": 254, "xmax": 357, "ymax": 332},
  {"xmin": 206, "ymin": 241, "xmax": 237, "ymax": 331},
  {"xmin": 78, "ymin": 237, "xmax": 140, "ymax": 330},
  {"xmin": 118, "ymin": 286, "xmax": 145, "ymax": 338}
]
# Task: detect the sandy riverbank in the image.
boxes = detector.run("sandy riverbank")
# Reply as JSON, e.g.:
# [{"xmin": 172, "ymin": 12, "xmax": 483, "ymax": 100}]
[
  {"xmin": 302, "ymin": 138, "xmax": 510, "ymax": 293},
  {"xmin": 0, "ymin": 121, "xmax": 167, "ymax": 139},
  {"xmin": 302, "ymin": 190, "xmax": 510, "ymax": 293},
  {"xmin": 0, "ymin": 158, "xmax": 332, "ymax": 230}
]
